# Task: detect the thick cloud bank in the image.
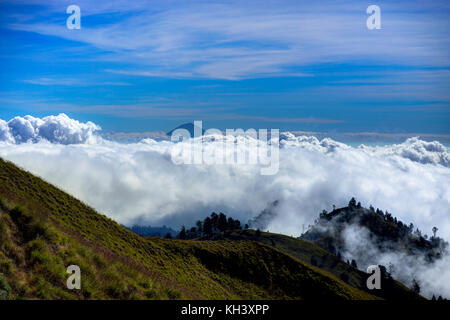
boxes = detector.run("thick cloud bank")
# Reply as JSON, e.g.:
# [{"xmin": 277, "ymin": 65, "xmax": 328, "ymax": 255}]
[
  {"xmin": 0, "ymin": 114, "xmax": 449, "ymax": 296},
  {"xmin": 0, "ymin": 114, "xmax": 100, "ymax": 144},
  {"xmin": 280, "ymin": 132, "xmax": 450, "ymax": 167},
  {"xmin": 360, "ymin": 137, "xmax": 450, "ymax": 167}
]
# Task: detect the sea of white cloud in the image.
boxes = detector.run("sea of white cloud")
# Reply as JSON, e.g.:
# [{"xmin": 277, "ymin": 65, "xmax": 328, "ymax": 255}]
[{"xmin": 0, "ymin": 114, "xmax": 449, "ymax": 297}]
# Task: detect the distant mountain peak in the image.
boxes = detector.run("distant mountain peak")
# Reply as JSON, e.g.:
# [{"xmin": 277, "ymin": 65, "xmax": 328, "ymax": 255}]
[{"xmin": 166, "ymin": 123, "xmax": 205, "ymax": 138}]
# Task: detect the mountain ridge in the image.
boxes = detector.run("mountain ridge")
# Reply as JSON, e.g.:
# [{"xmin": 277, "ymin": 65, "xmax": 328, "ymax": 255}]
[{"xmin": 0, "ymin": 157, "xmax": 377, "ymax": 300}]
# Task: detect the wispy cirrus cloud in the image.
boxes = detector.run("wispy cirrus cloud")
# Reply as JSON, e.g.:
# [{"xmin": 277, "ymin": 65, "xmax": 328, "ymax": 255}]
[
  {"xmin": 1, "ymin": 0, "xmax": 449, "ymax": 133},
  {"xmin": 22, "ymin": 77, "xmax": 132, "ymax": 86},
  {"xmin": 5, "ymin": 0, "xmax": 450, "ymax": 80}
]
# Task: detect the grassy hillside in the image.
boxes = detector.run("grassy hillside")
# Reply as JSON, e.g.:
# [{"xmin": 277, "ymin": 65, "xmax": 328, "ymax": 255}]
[
  {"xmin": 0, "ymin": 157, "xmax": 376, "ymax": 300},
  {"xmin": 199, "ymin": 229, "xmax": 422, "ymax": 300}
]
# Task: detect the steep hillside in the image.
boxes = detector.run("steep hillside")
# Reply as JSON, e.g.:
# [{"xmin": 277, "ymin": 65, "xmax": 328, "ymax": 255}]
[
  {"xmin": 301, "ymin": 200, "xmax": 447, "ymax": 262},
  {"xmin": 199, "ymin": 229, "xmax": 422, "ymax": 300},
  {"xmin": 0, "ymin": 157, "xmax": 375, "ymax": 300}
]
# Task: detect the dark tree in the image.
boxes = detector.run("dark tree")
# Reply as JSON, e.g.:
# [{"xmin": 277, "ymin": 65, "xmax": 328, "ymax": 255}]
[
  {"xmin": 164, "ymin": 232, "xmax": 172, "ymax": 239},
  {"xmin": 210, "ymin": 212, "xmax": 219, "ymax": 232},
  {"xmin": 378, "ymin": 265, "xmax": 392, "ymax": 280},
  {"xmin": 255, "ymin": 229, "xmax": 261, "ymax": 238},
  {"xmin": 196, "ymin": 220, "xmax": 202, "ymax": 234},
  {"xmin": 179, "ymin": 226, "xmax": 187, "ymax": 240},
  {"xmin": 189, "ymin": 227, "xmax": 196, "ymax": 237},
  {"xmin": 412, "ymin": 279, "xmax": 421, "ymax": 294},
  {"xmin": 356, "ymin": 202, "xmax": 361, "ymax": 208},
  {"xmin": 218, "ymin": 213, "xmax": 228, "ymax": 232},
  {"xmin": 227, "ymin": 217, "xmax": 234, "ymax": 230},
  {"xmin": 432, "ymin": 226, "xmax": 438, "ymax": 238},
  {"xmin": 349, "ymin": 197, "xmax": 357, "ymax": 207},
  {"xmin": 203, "ymin": 217, "xmax": 213, "ymax": 235},
  {"xmin": 386, "ymin": 213, "xmax": 393, "ymax": 223},
  {"xmin": 244, "ymin": 224, "xmax": 249, "ymax": 229},
  {"xmin": 350, "ymin": 259, "xmax": 358, "ymax": 269}
]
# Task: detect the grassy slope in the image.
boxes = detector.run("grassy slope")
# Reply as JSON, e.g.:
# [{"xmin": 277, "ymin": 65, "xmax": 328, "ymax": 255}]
[
  {"xmin": 0, "ymin": 157, "xmax": 376, "ymax": 300},
  {"xmin": 199, "ymin": 229, "xmax": 422, "ymax": 300}
]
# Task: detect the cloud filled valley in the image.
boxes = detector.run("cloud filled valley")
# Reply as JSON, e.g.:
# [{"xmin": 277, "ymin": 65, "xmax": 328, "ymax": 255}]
[{"xmin": 0, "ymin": 114, "xmax": 449, "ymax": 297}]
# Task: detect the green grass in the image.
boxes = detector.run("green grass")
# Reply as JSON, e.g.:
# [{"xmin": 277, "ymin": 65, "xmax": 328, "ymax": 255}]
[
  {"xmin": 0, "ymin": 157, "xmax": 378, "ymax": 300},
  {"xmin": 199, "ymin": 229, "xmax": 423, "ymax": 300}
]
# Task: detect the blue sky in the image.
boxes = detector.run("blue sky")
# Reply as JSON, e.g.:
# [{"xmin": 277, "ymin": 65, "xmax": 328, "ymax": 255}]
[{"xmin": 0, "ymin": 0, "xmax": 449, "ymax": 133}]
